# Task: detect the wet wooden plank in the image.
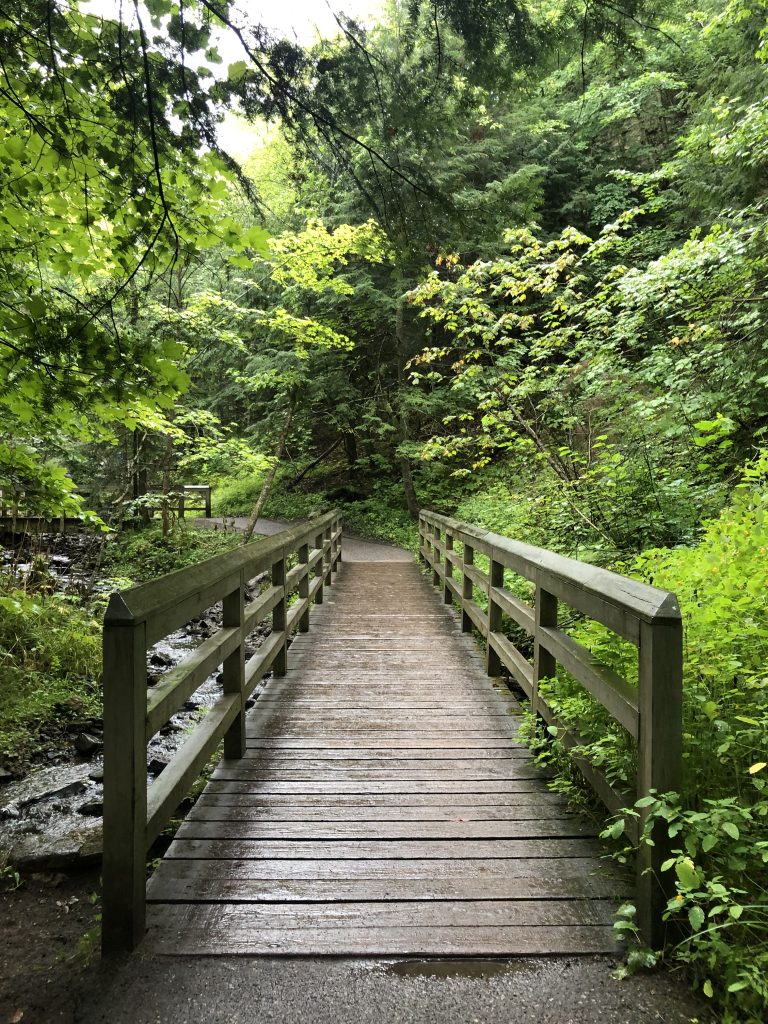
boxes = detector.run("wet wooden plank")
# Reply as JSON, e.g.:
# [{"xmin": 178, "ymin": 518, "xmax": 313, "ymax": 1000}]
[
  {"xmin": 147, "ymin": 862, "xmax": 625, "ymax": 902},
  {"xmin": 166, "ymin": 837, "xmax": 603, "ymax": 859},
  {"xmin": 145, "ymin": 558, "xmax": 620, "ymax": 958},
  {"xmin": 239, "ymin": 747, "xmax": 531, "ymax": 760},
  {"xmin": 241, "ymin": 737, "xmax": 524, "ymax": 749},
  {"xmin": 171, "ymin": 819, "xmax": 593, "ymax": 841},
  {"xmin": 145, "ymin": 916, "xmax": 619, "ymax": 955},
  {"xmin": 188, "ymin": 799, "xmax": 569, "ymax": 822},
  {"xmin": 195, "ymin": 790, "xmax": 557, "ymax": 807},
  {"xmin": 204, "ymin": 779, "xmax": 551, "ymax": 795},
  {"xmin": 204, "ymin": 778, "xmax": 551, "ymax": 793},
  {"xmin": 147, "ymin": 897, "xmax": 617, "ymax": 929}
]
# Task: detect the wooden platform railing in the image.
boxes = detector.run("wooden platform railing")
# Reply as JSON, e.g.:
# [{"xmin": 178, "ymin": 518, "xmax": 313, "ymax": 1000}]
[
  {"xmin": 178, "ymin": 484, "xmax": 212, "ymax": 519},
  {"xmin": 419, "ymin": 509, "xmax": 682, "ymax": 946},
  {"xmin": 101, "ymin": 511, "xmax": 342, "ymax": 952}
]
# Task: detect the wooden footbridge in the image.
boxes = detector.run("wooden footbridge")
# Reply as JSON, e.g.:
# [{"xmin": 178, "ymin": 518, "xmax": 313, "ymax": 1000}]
[{"xmin": 101, "ymin": 512, "xmax": 682, "ymax": 956}]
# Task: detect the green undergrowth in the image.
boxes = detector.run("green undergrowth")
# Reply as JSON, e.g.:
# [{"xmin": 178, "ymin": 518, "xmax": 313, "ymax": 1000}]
[
  {"xmin": 101, "ymin": 523, "xmax": 241, "ymax": 584},
  {"xmin": 521, "ymin": 452, "xmax": 768, "ymax": 1022},
  {"xmin": 0, "ymin": 583, "xmax": 102, "ymax": 768}
]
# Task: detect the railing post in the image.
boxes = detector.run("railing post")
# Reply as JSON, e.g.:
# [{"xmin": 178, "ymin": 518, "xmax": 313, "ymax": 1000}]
[
  {"xmin": 418, "ymin": 514, "xmax": 426, "ymax": 567},
  {"xmin": 432, "ymin": 524, "xmax": 441, "ymax": 587},
  {"xmin": 102, "ymin": 619, "xmax": 148, "ymax": 953},
  {"xmin": 636, "ymin": 616, "xmax": 683, "ymax": 947},
  {"xmin": 324, "ymin": 525, "xmax": 333, "ymax": 586},
  {"xmin": 461, "ymin": 543, "xmax": 474, "ymax": 633},
  {"xmin": 204, "ymin": 486, "xmax": 211, "ymax": 518},
  {"xmin": 313, "ymin": 531, "xmax": 324, "ymax": 604},
  {"xmin": 330, "ymin": 519, "xmax": 339, "ymax": 575},
  {"xmin": 485, "ymin": 554, "xmax": 503, "ymax": 676},
  {"xmin": 533, "ymin": 587, "xmax": 558, "ymax": 716},
  {"xmin": 443, "ymin": 531, "xmax": 454, "ymax": 604},
  {"xmin": 298, "ymin": 542, "xmax": 310, "ymax": 632},
  {"xmin": 222, "ymin": 571, "xmax": 245, "ymax": 758},
  {"xmin": 272, "ymin": 554, "xmax": 287, "ymax": 676}
]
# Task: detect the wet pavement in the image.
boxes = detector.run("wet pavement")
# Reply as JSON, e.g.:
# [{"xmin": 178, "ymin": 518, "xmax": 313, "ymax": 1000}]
[{"xmin": 76, "ymin": 954, "xmax": 713, "ymax": 1024}]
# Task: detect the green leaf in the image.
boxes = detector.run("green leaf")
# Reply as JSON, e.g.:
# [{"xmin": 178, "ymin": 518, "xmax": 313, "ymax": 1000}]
[
  {"xmin": 703, "ymin": 980, "xmax": 713, "ymax": 999},
  {"xmin": 675, "ymin": 858, "xmax": 699, "ymax": 890},
  {"xmin": 227, "ymin": 60, "xmax": 248, "ymax": 82},
  {"xmin": 722, "ymin": 822, "xmax": 740, "ymax": 841},
  {"xmin": 688, "ymin": 906, "xmax": 705, "ymax": 931}
]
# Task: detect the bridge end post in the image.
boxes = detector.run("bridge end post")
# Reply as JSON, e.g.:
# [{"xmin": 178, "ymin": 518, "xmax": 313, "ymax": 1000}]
[
  {"xmin": 101, "ymin": 620, "xmax": 148, "ymax": 953},
  {"xmin": 636, "ymin": 613, "xmax": 683, "ymax": 948}
]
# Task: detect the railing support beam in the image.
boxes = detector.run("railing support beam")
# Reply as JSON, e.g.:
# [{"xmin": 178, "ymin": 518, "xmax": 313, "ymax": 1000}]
[
  {"xmin": 636, "ymin": 617, "xmax": 683, "ymax": 947},
  {"xmin": 102, "ymin": 622, "xmax": 148, "ymax": 953}
]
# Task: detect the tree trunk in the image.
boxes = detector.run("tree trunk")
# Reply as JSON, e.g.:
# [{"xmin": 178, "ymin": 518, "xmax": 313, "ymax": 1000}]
[
  {"xmin": 395, "ymin": 287, "xmax": 420, "ymax": 520},
  {"xmin": 288, "ymin": 436, "xmax": 344, "ymax": 489},
  {"xmin": 242, "ymin": 392, "xmax": 297, "ymax": 544}
]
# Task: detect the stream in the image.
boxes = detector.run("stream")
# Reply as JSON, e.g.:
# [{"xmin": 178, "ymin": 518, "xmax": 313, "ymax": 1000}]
[{"xmin": 0, "ymin": 533, "xmax": 272, "ymax": 870}]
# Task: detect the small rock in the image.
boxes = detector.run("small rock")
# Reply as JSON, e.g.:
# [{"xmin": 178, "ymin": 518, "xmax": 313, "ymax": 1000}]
[
  {"xmin": 77, "ymin": 801, "xmax": 103, "ymax": 817},
  {"xmin": 149, "ymin": 651, "xmax": 172, "ymax": 668},
  {"xmin": 147, "ymin": 757, "xmax": 169, "ymax": 775},
  {"xmin": 215, "ymin": 671, "xmax": 224, "ymax": 685},
  {"xmin": 87, "ymin": 768, "xmax": 104, "ymax": 782},
  {"xmin": 0, "ymin": 803, "xmax": 20, "ymax": 820},
  {"xmin": 245, "ymin": 698, "xmax": 256, "ymax": 710},
  {"xmin": 183, "ymin": 699, "xmax": 200, "ymax": 712},
  {"xmin": 74, "ymin": 733, "xmax": 102, "ymax": 756},
  {"xmin": 159, "ymin": 722, "xmax": 181, "ymax": 736},
  {"xmin": 146, "ymin": 671, "xmax": 163, "ymax": 687},
  {"xmin": 0, "ymin": 767, "xmax": 14, "ymax": 783}
]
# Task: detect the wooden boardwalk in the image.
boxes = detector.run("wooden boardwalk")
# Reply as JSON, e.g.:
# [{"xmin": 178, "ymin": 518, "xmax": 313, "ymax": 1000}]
[{"xmin": 144, "ymin": 557, "xmax": 624, "ymax": 955}]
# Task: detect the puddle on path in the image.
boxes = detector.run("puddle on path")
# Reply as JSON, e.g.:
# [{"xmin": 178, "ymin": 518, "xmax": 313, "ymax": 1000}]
[{"xmin": 385, "ymin": 959, "xmax": 532, "ymax": 981}]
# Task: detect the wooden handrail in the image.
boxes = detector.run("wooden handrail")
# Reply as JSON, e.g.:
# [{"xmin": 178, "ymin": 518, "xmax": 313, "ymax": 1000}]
[
  {"xmin": 101, "ymin": 512, "xmax": 342, "ymax": 952},
  {"xmin": 419, "ymin": 509, "xmax": 682, "ymax": 947}
]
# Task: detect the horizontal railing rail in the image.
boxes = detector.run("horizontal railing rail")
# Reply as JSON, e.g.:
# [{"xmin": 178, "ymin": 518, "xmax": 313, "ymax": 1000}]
[
  {"xmin": 101, "ymin": 511, "xmax": 342, "ymax": 952},
  {"xmin": 419, "ymin": 509, "xmax": 682, "ymax": 946}
]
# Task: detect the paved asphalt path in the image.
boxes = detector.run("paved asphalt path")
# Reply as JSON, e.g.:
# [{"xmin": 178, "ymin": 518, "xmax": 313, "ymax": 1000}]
[
  {"xmin": 80, "ymin": 517, "xmax": 711, "ymax": 1024},
  {"xmin": 77, "ymin": 954, "xmax": 711, "ymax": 1023}
]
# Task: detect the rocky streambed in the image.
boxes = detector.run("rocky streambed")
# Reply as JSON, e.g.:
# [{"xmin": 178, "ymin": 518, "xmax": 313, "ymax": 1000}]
[{"xmin": 0, "ymin": 537, "xmax": 272, "ymax": 870}]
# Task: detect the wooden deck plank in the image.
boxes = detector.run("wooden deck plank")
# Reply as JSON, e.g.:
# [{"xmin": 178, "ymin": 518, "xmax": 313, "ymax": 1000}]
[
  {"xmin": 144, "ymin": 559, "xmax": 620, "ymax": 957},
  {"xmin": 165, "ymin": 838, "xmax": 604, "ymax": 859}
]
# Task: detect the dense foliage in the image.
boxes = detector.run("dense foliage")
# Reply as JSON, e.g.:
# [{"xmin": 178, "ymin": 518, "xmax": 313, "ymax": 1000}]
[{"xmin": 3, "ymin": 0, "xmax": 768, "ymax": 1017}]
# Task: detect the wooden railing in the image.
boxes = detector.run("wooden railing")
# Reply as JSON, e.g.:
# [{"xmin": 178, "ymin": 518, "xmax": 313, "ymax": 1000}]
[
  {"xmin": 178, "ymin": 484, "xmax": 212, "ymax": 519},
  {"xmin": 419, "ymin": 509, "xmax": 682, "ymax": 945},
  {"xmin": 101, "ymin": 511, "xmax": 342, "ymax": 952}
]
